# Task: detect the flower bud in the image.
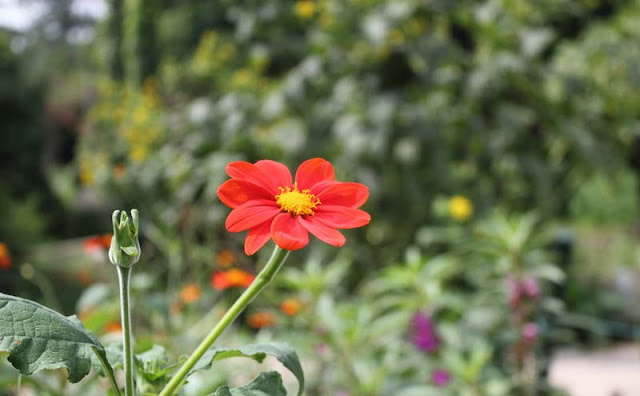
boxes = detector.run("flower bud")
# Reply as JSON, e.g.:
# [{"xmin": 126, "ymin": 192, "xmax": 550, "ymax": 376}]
[{"xmin": 108, "ymin": 209, "xmax": 140, "ymax": 267}]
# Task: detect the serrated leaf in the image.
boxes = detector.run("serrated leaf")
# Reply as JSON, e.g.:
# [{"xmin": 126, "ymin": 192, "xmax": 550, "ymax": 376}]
[
  {"xmin": 190, "ymin": 343, "xmax": 304, "ymax": 396},
  {"xmin": 212, "ymin": 371, "xmax": 286, "ymax": 396},
  {"xmin": 0, "ymin": 292, "xmax": 107, "ymax": 383}
]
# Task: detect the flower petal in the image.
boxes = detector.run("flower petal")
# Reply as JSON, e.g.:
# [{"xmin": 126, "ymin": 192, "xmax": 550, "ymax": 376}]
[
  {"xmin": 225, "ymin": 200, "xmax": 280, "ymax": 232},
  {"xmin": 244, "ymin": 220, "xmax": 273, "ymax": 256},
  {"xmin": 255, "ymin": 160, "xmax": 293, "ymax": 191},
  {"xmin": 309, "ymin": 180, "xmax": 339, "ymax": 195},
  {"xmin": 298, "ymin": 216, "xmax": 346, "ymax": 247},
  {"xmin": 316, "ymin": 182, "xmax": 369, "ymax": 208},
  {"xmin": 226, "ymin": 161, "xmax": 281, "ymax": 194},
  {"xmin": 217, "ymin": 179, "xmax": 274, "ymax": 208},
  {"xmin": 295, "ymin": 158, "xmax": 335, "ymax": 190},
  {"xmin": 270, "ymin": 213, "xmax": 309, "ymax": 251},
  {"xmin": 315, "ymin": 205, "xmax": 371, "ymax": 229}
]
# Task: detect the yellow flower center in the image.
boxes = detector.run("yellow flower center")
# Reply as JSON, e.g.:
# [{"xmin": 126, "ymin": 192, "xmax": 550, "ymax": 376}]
[{"xmin": 275, "ymin": 184, "xmax": 321, "ymax": 216}]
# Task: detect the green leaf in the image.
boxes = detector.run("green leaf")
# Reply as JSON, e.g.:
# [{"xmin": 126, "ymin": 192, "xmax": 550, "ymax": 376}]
[
  {"xmin": 191, "ymin": 342, "xmax": 304, "ymax": 396},
  {"xmin": 0, "ymin": 292, "xmax": 108, "ymax": 383},
  {"xmin": 212, "ymin": 371, "xmax": 286, "ymax": 396}
]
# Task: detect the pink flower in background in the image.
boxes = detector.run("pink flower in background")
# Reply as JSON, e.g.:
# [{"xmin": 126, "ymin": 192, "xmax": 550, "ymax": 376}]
[
  {"xmin": 506, "ymin": 276, "xmax": 523, "ymax": 307},
  {"xmin": 411, "ymin": 311, "xmax": 439, "ymax": 353},
  {"xmin": 522, "ymin": 276, "xmax": 541, "ymax": 299},
  {"xmin": 431, "ymin": 368, "xmax": 451, "ymax": 387},
  {"xmin": 522, "ymin": 322, "xmax": 538, "ymax": 343}
]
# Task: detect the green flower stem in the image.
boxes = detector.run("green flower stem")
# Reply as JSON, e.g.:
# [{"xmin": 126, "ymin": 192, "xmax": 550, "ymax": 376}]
[
  {"xmin": 117, "ymin": 265, "xmax": 135, "ymax": 396},
  {"xmin": 159, "ymin": 246, "xmax": 290, "ymax": 396}
]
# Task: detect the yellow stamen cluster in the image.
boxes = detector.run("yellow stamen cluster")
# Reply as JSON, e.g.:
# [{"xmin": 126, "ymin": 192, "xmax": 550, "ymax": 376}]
[{"xmin": 275, "ymin": 184, "xmax": 321, "ymax": 216}]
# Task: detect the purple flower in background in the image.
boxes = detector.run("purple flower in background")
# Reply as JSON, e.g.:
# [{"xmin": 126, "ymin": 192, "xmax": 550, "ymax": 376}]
[
  {"xmin": 336, "ymin": 391, "xmax": 350, "ymax": 396},
  {"xmin": 522, "ymin": 322, "xmax": 538, "ymax": 343},
  {"xmin": 431, "ymin": 368, "xmax": 451, "ymax": 387},
  {"xmin": 522, "ymin": 276, "xmax": 541, "ymax": 299},
  {"xmin": 411, "ymin": 311, "xmax": 439, "ymax": 353}
]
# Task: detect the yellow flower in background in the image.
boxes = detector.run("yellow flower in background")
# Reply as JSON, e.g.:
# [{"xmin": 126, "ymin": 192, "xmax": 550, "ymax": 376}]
[
  {"xmin": 79, "ymin": 166, "xmax": 95, "ymax": 186},
  {"xmin": 130, "ymin": 145, "xmax": 149, "ymax": 163},
  {"xmin": 448, "ymin": 195, "xmax": 473, "ymax": 222},
  {"xmin": 230, "ymin": 69, "xmax": 253, "ymax": 89},
  {"xmin": 295, "ymin": 1, "xmax": 315, "ymax": 19}
]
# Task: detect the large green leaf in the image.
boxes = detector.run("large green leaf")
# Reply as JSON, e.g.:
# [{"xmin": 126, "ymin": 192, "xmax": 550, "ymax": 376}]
[
  {"xmin": 212, "ymin": 371, "xmax": 286, "ymax": 396},
  {"xmin": 0, "ymin": 292, "xmax": 108, "ymax": 383},
  {"xmin": 190, "ymin": 343, "xmax": 304, "ymax": 396}
]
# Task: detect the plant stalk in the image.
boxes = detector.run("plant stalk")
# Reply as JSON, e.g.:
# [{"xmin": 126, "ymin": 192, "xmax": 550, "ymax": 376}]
[
  {"xmin": 117, "ymin": 265, "xmax": 135, "ymax": 396},
  {"xmin": 158, "ymin": 246, "xmax": 290, "ymax": 396},
  {"xmin": 91, "ymin": 346, "xmax": 122, "ymax": 396}
]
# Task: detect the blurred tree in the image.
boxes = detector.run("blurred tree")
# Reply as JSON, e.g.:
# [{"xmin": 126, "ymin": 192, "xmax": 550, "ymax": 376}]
[{"xmin": 0, "ymin": 31, "xmax": 48, "ymax": 253}]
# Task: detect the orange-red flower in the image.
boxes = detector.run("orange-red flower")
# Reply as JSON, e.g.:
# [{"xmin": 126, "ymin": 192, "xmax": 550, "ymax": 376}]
[
  {"xmin": 211, "ymin": 269, "xmax": 255, "ymax": 290},
  {"xmin": 217, "ymin": 158, "xmax": 370, "ymax": 255},
  {"xmin": 247, "ymin": 311, "xmax": 276, "ymax": 329},
  {"xmin": 0, "ymin": 243, "xmax": 11, "ymax": 270},
  {"xmin": 281, "ymin": 298, "xmax": 303, "ymax": 316},
  {"xmin": 84, "ymin": 234, "xmax": 112, "ymax": 252}
]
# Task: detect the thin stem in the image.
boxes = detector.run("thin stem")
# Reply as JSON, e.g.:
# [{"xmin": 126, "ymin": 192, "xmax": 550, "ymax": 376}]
[
  {"xmin": 117, "ymin": 266, "xmax": 135, "ymax": 396},
  {"xmin": 91, "ymin": 346, "xmax": 122, "ymax": 396},
  {"xmin": 159, "ymin": 246, "xmax": 290, "ymax": 396}
]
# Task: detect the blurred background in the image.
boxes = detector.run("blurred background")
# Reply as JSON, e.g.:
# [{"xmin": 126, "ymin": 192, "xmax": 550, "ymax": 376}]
[{"xmin": 1, "ymin": 0, "xmax": 639, "ymax": 395}]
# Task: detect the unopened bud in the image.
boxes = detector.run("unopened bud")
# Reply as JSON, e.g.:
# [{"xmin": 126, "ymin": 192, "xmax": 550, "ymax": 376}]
[{"xmin": 108, "ymin": 209, "xmax": 140, "ymax": 267}]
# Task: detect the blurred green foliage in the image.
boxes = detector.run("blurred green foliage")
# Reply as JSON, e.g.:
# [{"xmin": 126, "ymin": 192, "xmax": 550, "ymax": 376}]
[
  {"xmin": 2, "ymin": 0, "xmax": 640, "ymax": 394},
  {"xmin": 73, "ymin": 0, "xmax": 638, "ymax": 283}
]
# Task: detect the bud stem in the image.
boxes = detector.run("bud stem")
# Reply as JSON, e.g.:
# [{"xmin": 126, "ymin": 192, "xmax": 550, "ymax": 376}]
[
  {"xmin": 158, "ymin": 246, "xmax": 290, "ymax": 396},
  {"xmin": 117, "ymin": 265, "xmax": 135, "ymax": 396}
]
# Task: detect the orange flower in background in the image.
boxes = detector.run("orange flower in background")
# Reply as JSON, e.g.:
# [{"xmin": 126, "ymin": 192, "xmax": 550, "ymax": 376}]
[
  {"xmin": 0, "ymin": 243, "xmax": 11, "ymax": 270},
  {"xmin": 84, "ymin": 234, "xmax": 112, "ymax": 252},
  {"xmin": 78, "ymin": 268, "xmax": 93, "ymax": 285},
  {"xmin": 247, "ymin": 312, "xmax": 276, "ymax": 329},
  {"xmin": 211, "ymin": 269, "xmax": 255, "ymax": 290},
  {"xmin": 113, "ymin": 163, "xmax": 127, "ymax": 179},
  {"xmin": 217, "ymin": 158, "xmax": 370, "ymax": 255},
  {"xmin": 281, "ymin": 298, "xmax": 303, "ymax": 316},
  {"xmin": 179, "ymin": 284, "xmax": 202, "ymax": 304},
  {"xmin": 216, "ymin": 249, "xmax": 236, "ymax": 268},
  {"xmin": 104, "ymin": 322, "xmax": 123, "ymax": 334}
]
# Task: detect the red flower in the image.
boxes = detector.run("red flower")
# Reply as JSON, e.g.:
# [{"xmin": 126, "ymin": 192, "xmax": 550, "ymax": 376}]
[
  {"xmin": 211, "ymin": 269, "xmax": 256, "ymax": 290},
  {"xmin": 0, "ymin": 243, "xmax": 11, "ymax": 270},
  {"xmin": 84, "ymin": 234, "xmax": 112, "ymax": 252},
  {"xmin": 217, "ymin": 158, "xmax": 370, "ymax": 255}
]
